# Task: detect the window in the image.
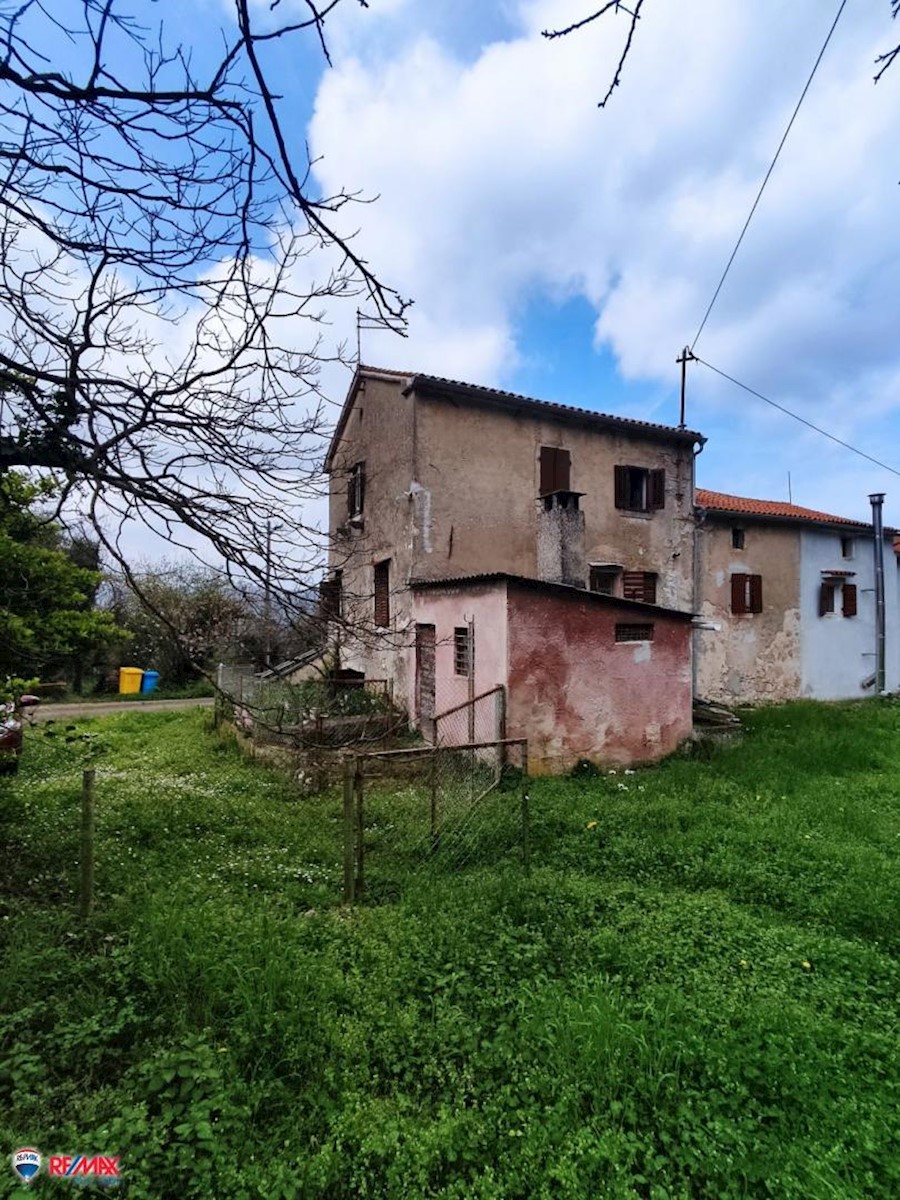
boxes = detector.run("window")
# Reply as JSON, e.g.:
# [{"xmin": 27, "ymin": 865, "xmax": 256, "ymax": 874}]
[
  {"xmin": 841, "ymin": 536, "xmax": 854, "ymax": 560},
  {"xmin": 589, "ymin": 565, "xmax": 621, "ymax": 595},
  {"xmin": 732, "ymin": 527, "xmax": 745, "ymax": 550},
  {"xmin": 373, "ymin": 559, "xmax": 390, "ymax": 627},
  {"xmin": 614, "ymin": 466, "xmax": 665, "ymax": 512},
  {"xmin": 454, "ymin": 626, "xmax": 473, "ymax": 676},
  {"xmin": 539, "ymin": 446, "xmax": 571, "ymax": 495},
  {"xmin": 731, "ymin": 573, "xmax": 763, "ymax": 614},
  {"xmin": 347, "ymin": 461, "xmax": 365, "ymax": 519},
  {"xmin": 319, "ymin": 571, "xmax": 342, "ymax": 621},
  {"xmin": 615, "ymin": 623, "xmax": 654, "ymax": 643},
  {"xmin": 622, "ymin": 570, "xmax": 658, "ymax": 604},
  {"xmin": 820, "ymin": 579, "xmax": 857, "ymax": 618}
]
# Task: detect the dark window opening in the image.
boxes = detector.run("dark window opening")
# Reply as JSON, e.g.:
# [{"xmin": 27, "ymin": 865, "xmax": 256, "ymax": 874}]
[
  {"xmin": 622, "ymin": 570, "xmax": 658, "ymax": 604},
  {"xmin": 590, "ymin": 565, "xmax": 621, "ymax": 595},
  {"xmin": 319, "ymin": 571, "xmax": 342, "ymax": 621},
  {"xmin": 615, "ymin": 623, "xmax": 655, "ymax": 643},
  {"xmin": 539, "ymin": 446, "xmax": 571, "ymax": 495},
  {"xmin": 454, "ymin": 626, "xmax": 473, "ymax": 676},
  {"xmin": 819, "ymin": 581, "xmax": 836, "ymax": 616},
  {"xmin": 347, "ymin": 461, "xmax": 366, "ymax": 519},
  {"xmin": 614, "ymin": 465, "xmax": 665, "ymax": 512},
  {"xmin": 373, "ymin": 559, "xmax": 390, "ymax": 627},
  {"xmin": 731, "ymin": 573, "xmax": 763, "ymax": 615},
  {"xmin": 732, "ymin": 527, "xmax": 745, "ymax": 550},
  {"xmin": 841, "ymin": 536, "xmax": 854, "ymax": 559}
]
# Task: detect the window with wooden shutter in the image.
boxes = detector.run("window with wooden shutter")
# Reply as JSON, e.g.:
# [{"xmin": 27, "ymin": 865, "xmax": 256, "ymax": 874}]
[
  {"xmin": 622, "ymin": 570, "xmax": 658, "ymax": 604},
  {"xmin": 819, "ymin": 581, "xmax": 836, "ymax": 616},
  {"xmin": 649, "ymin": 469, "xmax": 666, "ymax": 510},
  {"xmin": 731, "ymin": 573, "xmax": 762, "ymax": 615},
  {"xmin": 589, "ymin": 565, "xmax": 621, "ymax": 595},
  {"xmin": 842, "ymin": 583, "xmax": 857, "ymax": 618},
  {"xmin": 373, "ymin": 559, "xmax": 390, "ymax": 627},
  {"xmin": 348, "ymin": 461, "xmax": 365, "ymax": 518},
  {"xmin": 539, "ymin": 446, "xmax": 571, "ymax": 494},
  {"xmin": 614, "ymin": 465, "xmax": 664, "ymax": 512}
]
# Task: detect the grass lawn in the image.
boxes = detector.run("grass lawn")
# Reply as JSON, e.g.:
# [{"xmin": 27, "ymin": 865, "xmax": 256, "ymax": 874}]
[{"xmin": 1, "ymin": 702, "xmax": 898, "ymax": 1198}]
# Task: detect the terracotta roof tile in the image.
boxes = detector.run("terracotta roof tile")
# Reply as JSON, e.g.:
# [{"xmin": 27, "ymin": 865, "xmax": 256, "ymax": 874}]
[{"xmin": 695, "ymin": 488, "xmax": 871, "ymax": 528}]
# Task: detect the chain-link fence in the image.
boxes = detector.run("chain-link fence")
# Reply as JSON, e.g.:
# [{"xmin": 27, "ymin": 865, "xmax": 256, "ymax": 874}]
[
  {"xmin": 214, "ymin": 663, "xmax": 402, "ymax": 748},
  {"xmin": 343, "ymin": 736, "xmax": 529, "ymax": 903}
]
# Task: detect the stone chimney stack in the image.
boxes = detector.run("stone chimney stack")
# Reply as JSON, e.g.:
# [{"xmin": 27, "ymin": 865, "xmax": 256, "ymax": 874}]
[{"xmin": 537, "ymin": 491, "xmax": 587, "ymax": 589}]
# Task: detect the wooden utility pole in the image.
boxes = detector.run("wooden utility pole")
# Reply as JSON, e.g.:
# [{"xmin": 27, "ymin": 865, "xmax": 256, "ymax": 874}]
[{"xmin": 676, "ymin": 346, "xmax": 696, "ymax": 430}]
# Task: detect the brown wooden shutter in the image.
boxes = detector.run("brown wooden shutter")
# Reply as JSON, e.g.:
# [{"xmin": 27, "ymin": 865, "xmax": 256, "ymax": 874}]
[
  {"xmin": 346, "ymin": 474, "xmax": 356, "ymax": 518},
  {"xmin": 649, "ymin": 469, "xmax": 666, "ymax": 510},
  {"xmin": 842, "ymin": 583, "xmax": 857, "ymax": 617},
  {"xmin": 749, "ymin": 574, "xmax": 763, "ymax": 613},
  {"xmin": 731, "ymin": 573, "xmax": 747, "ymax": 615},
  {"xmin": 614, "ymin": 465, "xmax": 629, "ymax": 509},
  {"xmin": 319, "ymin": 575, "xmax": 342, "ymax": 621},
  {"xmin": 540, "ymin": 447, "xmax": 571, "ymax": 494},
  {"xmin": 622, "ymin": 570, "xmax": 643, "ymax": 601},
  {"xmin": 819, "ymin": 581, "xmax": 835, "ymax": 617},
  {"xmin": 374, "ymin": 560, "xmax": 390, "ymax": 627}
]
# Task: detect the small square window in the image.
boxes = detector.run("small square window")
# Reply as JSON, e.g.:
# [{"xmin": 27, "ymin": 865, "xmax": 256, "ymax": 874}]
[
  {"xmin": 589, "ymin": 565, "xmax": 621, "ymax": 595},
  {"xmin": 731, "ymin": 573, "xmax": 762, "ymax": 614},
  {"xmin": 622, "ymin": 570, "xmax": 658, "ymax": 604},
  {"xmin": 454, "ymin": 626, "xmax": 473, "ymax": 676},
  {"xmin": 732, "ymin": 527, "xmax": 745, "ymax": 550},
  {"xmin": 615, "ymin": 623, "xmax": 654, "ymax": 643},
  {"xmin": 841, "ymin": 536, "xmax": 854, "ymax": 560}
]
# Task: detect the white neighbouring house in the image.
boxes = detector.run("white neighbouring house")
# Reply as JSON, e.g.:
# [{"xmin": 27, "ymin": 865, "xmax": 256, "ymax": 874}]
[{"xmin": 694, "ymin": 489, "xmax": 900, "ymax": 704}]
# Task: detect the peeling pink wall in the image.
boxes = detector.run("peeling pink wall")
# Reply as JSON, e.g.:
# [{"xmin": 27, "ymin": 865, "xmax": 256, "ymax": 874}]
[
  {"xmin": 409, "ymin": 581, "xmax": 509, "ymax": 723},
  {"xmin": 506, "ymin": 583, "xmax": 692, "ymax": 772}
]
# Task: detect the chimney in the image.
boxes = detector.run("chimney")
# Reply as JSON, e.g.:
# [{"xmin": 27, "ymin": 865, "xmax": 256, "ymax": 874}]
[{"xmin": 537, "ymin": 491, "xmax": 587, "ymax": 588}]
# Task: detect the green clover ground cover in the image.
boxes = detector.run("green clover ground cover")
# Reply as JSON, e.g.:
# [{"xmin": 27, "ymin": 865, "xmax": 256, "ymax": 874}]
[{"xmin": 1, "ymin": 702, "xmax": 899, "ymax": 1198}]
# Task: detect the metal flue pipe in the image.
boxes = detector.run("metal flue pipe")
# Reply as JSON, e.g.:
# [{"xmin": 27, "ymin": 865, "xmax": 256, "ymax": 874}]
[{"xmin": 869, "ymin": 493, "xmax": 886, "ymax": 694}]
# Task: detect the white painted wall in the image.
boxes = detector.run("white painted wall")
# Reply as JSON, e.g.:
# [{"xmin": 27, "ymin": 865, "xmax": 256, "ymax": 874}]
[{"xmin": 799, "ymin": 529, "xmax": 900, "ymax": 698}]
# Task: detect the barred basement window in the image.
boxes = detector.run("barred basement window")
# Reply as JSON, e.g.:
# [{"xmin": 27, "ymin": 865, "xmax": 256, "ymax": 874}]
[
  {"xmin": 454, "ymin": 626, "xmax": 473, "ymax": 676},
  {"xmin": 615, "ymin": 623, "xmax": 655, "ymax": 643}
]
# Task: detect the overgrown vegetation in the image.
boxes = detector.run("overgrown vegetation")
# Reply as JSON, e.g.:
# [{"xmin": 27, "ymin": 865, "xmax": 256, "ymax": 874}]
[{"xmin": 1, "ymin": 702, "xmax": 898, "ymax": 1198}]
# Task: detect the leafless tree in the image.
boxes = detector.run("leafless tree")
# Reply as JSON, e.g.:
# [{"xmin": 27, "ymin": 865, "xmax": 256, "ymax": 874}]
[
  {"xmin": 544, "ymin": 1, "xmax": 900, "ymax": 105},
  {"xmin": 0, "ymin": 0, "xmax": 408, "ymax": 615}
]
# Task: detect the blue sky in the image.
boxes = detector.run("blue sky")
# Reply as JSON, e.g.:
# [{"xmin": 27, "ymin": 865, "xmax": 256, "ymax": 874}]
[{"xmin": 93, "ymin": 1, "xmax": 900, "ymax": 531}]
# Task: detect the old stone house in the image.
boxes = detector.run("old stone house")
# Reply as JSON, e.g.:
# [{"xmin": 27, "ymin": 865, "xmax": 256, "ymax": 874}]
[
  {"xmin": 322, "ymin": 366, "xmax": 703, "ymax": 770},
  {"xmin": 694, "ymin": 489, "xmax": 899, "ymax": 703}
]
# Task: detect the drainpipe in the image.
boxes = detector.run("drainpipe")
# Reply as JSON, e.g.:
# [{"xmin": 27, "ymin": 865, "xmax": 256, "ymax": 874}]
[
  {"xmin": 869, "ymin": 493, "xmax": 886, "ymax": 694},
  {"xmin": 691, "ymin": 439, "xmax": 707, "ymax": 698}
]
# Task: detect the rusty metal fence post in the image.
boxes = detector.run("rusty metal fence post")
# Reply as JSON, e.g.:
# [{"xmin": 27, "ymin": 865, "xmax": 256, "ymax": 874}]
[{"xmin": 343, "ymin": 756, "xmax": 355, "ymax": 904}]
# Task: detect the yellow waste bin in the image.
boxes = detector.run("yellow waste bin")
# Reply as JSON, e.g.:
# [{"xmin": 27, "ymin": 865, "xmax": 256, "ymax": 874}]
[{"xmin": 118, "ymin": 667, "xmax": 144, "ymax": 695}]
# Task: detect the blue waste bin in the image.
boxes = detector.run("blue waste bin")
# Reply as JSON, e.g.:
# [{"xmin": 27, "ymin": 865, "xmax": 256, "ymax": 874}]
[{"xmin": 140, "ymin": 670, "xmax": 161, "ymax": 695}]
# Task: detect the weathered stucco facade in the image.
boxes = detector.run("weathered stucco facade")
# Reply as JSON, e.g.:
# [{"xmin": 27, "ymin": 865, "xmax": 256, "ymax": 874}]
[
  {"xmin": 410, "ymin": 575, "xmax": 693, "ymax": 773},
  {"xmin": 325, "ymin": 367, "xmax": 702, "ymax": 705},
  {"xmin": 695, "ymin": 490, "xmax": 900, "ymax": 703}
]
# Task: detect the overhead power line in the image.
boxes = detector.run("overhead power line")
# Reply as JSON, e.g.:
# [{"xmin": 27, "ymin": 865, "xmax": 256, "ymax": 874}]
[
  {"xmin": 691, "ymin": 0, "xmax": 849, "ymax": 351},
  {"xmin": 694, "ymin": 355, "xmax": 900, "ymax": 481}
]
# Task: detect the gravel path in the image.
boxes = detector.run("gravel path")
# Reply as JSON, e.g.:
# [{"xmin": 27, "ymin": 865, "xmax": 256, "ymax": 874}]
[{"xmin": 32, "ymin": 697, "xmax": 214, "ymax": 722}]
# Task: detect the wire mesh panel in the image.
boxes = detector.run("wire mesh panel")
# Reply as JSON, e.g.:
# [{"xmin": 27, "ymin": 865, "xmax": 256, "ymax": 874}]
[
  {"xmin": 433, "ymin": 685, "xmax": 505, "ymax": 748},
  {"xmin": 348, "ymin": 738, "xmax": 528, "ymax": 902}
]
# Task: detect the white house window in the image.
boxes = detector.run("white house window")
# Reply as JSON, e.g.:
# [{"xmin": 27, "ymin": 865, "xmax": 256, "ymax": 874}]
[
  {"xmin": 589, "ymin": 564, "xmax": 621, "ymax": 595},
  {"xmin": 820, "ymin": 577, "xmax": 857, "ymax": 618},
  {"xmin": 841, "ymin": 536, "xmax": 854, "ymax": 560}
]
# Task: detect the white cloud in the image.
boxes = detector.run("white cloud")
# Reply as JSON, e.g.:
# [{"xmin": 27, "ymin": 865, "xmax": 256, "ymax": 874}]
[{"xmin": 306, "ymin": 0, "xmax": 900, "ymax": 521}]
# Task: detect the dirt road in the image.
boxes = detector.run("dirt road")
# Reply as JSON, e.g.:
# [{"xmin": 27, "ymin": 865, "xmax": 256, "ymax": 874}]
[{"xmin": 32, "ymin": 697, "xmax": 214, "ymax": 722}]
